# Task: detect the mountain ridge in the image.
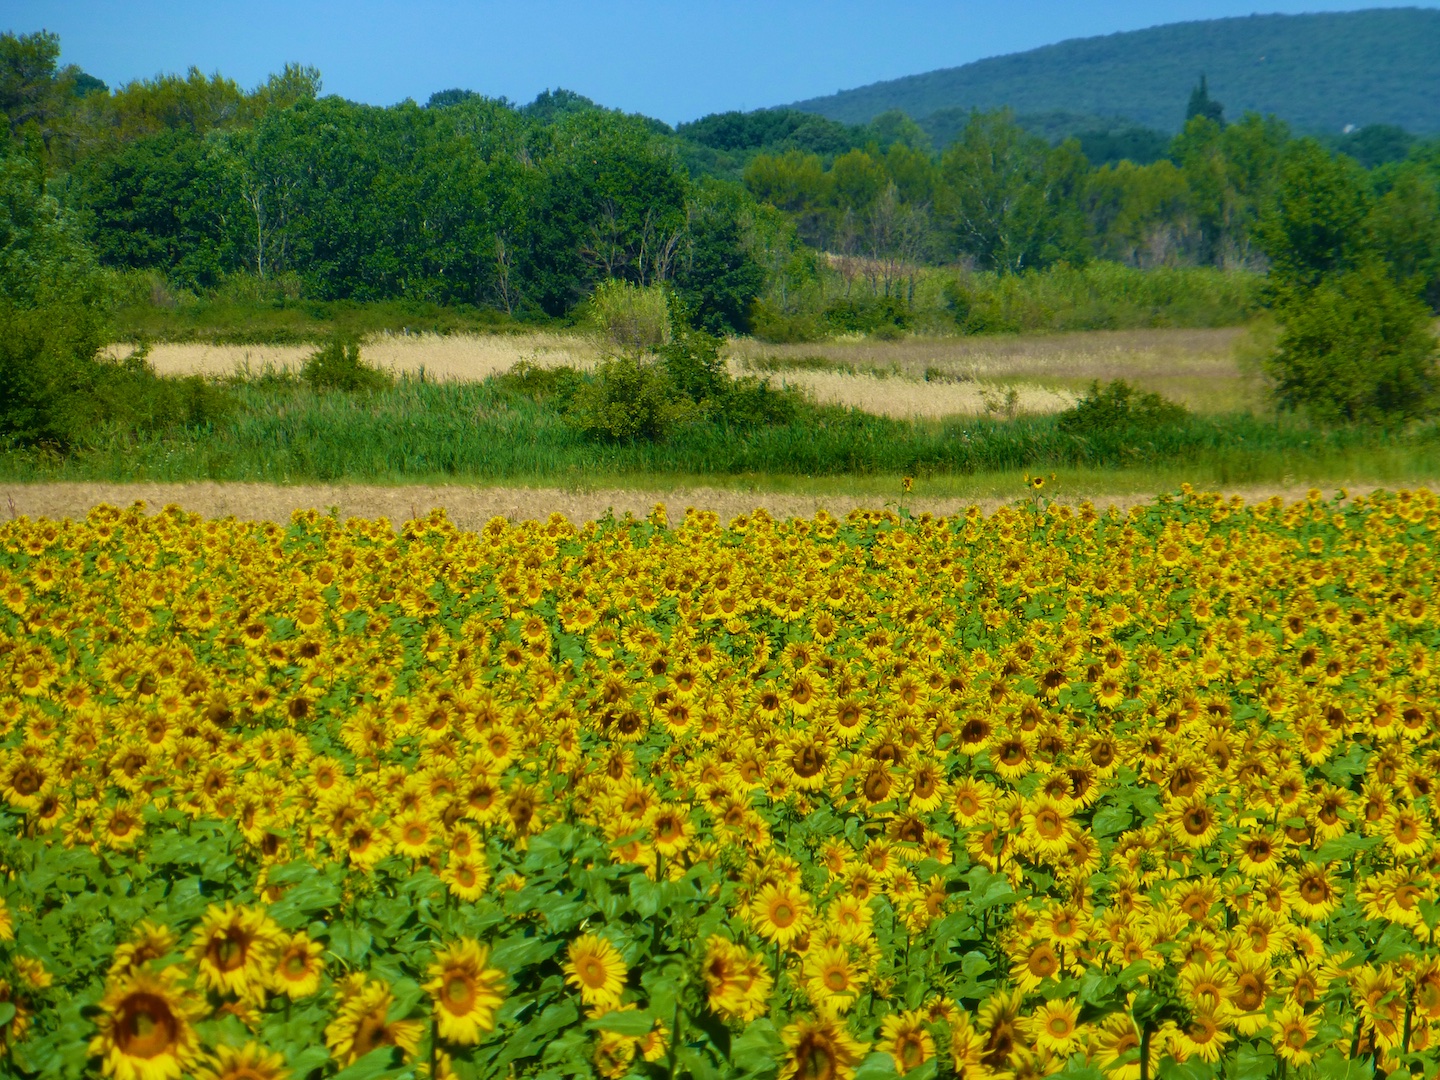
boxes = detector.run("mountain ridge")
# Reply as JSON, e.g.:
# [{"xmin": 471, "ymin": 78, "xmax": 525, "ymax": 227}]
[{"xmin": 787, "ymin": 8, "xmax": 1440, "ymax": 135}]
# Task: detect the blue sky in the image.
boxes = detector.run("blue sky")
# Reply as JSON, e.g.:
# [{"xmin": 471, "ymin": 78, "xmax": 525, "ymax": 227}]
[{"xmin": 11, "ymin": 1, "xmax": 1439, "ymax": 125}]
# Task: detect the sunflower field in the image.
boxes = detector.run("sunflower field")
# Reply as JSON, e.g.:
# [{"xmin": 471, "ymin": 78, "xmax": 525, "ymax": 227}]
[{"xmin": 1, "ymin": 488, "xmax": 1439, "ymax": 1080}]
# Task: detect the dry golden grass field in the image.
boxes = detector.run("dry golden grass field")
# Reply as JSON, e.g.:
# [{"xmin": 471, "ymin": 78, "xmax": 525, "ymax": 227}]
[
  {"xmin": 0, "ymin": 480, "xmax": 1374, "ymax": 530},
  {"xmin": 114, "ymin": 326, "xmax": 1258, "ymax": 419}
]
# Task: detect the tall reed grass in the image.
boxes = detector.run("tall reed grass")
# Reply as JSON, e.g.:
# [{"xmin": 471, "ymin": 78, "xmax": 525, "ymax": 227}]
[{"xmin": 3, "ymin": 374, "xmax": 1436, "ymax": 489}]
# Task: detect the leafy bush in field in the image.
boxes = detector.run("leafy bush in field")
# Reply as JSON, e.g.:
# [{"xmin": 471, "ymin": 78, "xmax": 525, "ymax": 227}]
[
  {"xmin": 495, "ymin": 360, "xmax": 583, "ymax": 406},
  {"xmin": 564, "ymin": 354, "xmax": 696, "ymax": 441},
  {"xmin": 585, "ymin": 279, "xmax": 671, "ymax": 349},
  {"xmin": 822, "ymin": 295, "xmax": 909, "ymax": 337},
  {"xmin": 300, "ymin": 338, "xmax": 393, "ymax": 393},
  {"xmin": 747, "ymin": 299, "xmax": 825, "ymax": 343},
  {"xmin": 1057, "ymin": 379, "xmax": 1190, "ymax": 436},
  {"xmin": 567, "ymin": 306, "xmax": 800, "ymax": 441},
  {"xmin": 3, "ymin": 492, "xmax": 1440, "ymax": 1077},
  {"xmin": 1265, "ymin": 265, "xmax": 1438, "ymax": 424}
]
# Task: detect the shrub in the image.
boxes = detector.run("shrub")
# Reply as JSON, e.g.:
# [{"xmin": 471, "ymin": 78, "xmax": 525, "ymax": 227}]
[
  {"xmin": 1265, "ymin": 265, "xmax": 1438, "ymax": 424},
  {"xmin": 822, "ymin": 295, "xmax": 909, "ymax": 336},
  {"xmin": 496, "ymin": 360, "xmax": 583, "ymax": 406},
  {"xmin": 1057, "ymin": 380, "xmax": 1189, "ymax": 436},
  {"xmin": 586, "ymin": 279, "xmax": 671, "ymax": 349},
  {"xmin": 300, "ymin": 338, "xmax": 393, "ymax": 393},
  {"xmin": 714, "ymin": 376, "xmax": 804, "ymax": 427},
  {"xmin": 749, "ymin": 300, "xmax": 823, "ymax": 344},
  {"xmin": 658, "ymin": 320, "xmax": 728, "ymax": 404},
  {"xmin": 565, "ymin": 355, "xmax": 696, "ymax": 441}
]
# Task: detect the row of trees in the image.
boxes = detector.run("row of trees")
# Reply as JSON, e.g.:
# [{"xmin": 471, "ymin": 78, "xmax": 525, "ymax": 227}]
[
  {"xmin": 4, "ymin": 29, "xmax": 1439, "ymax": 345},
  {"xmin": 3, "ymin": 31, "xmax": 765, "ymax": 331},
  {"xmin": 740, "ymin": 108, "xmax": 1440, "ymax": 293}
]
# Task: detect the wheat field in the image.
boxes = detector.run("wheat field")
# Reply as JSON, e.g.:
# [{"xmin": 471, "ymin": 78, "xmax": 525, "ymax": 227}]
[{"xmin": 110, "ymin": 326, "xmax": 1257, "ymax": 419}]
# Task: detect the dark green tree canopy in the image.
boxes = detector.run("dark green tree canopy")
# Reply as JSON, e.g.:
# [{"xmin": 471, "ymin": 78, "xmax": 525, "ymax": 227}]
[{"xmin": 1185, "ymin": 75, "xmax": 1225, "ymax": 127}]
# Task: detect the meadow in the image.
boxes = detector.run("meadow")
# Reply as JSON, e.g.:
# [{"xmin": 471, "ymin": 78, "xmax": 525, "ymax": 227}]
[{"xmin": 2, "ymin": 488, "xmax": 1438, "ymax": 1079}]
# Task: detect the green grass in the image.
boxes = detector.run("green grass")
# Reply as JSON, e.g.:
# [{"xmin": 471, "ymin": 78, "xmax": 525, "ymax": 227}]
[{"xmin": 3, "ymin": 373, "xmax": 1438, "ymax": 495}]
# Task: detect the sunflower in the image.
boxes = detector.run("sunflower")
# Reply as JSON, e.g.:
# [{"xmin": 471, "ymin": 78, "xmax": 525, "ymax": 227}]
[
  {"xmin": 1179, "ymin": 962, "xmax": 1234, "ymax": 1019},
  {"xmin": 1173, "ymin": 1010, "xmax": 1232, "ymax": 1064},
  {"xmin": 425, "ymin": 938, "xmax": 506, "ymax": 1045},
  {"xmin": 193, "ymin": 1043, "xmax": 290, "ymax": 1080},
  {"xmin": 324, "ymin": 974, "xmax": 423, "ymax": 1065},
  {"xmin": 1019, "ymin": 806, "xmax": 1077, "ymax": 864},
  {"xmin": 974, "ymin": 987, "xmax": 1029, "ymax": 1073},
  {"xmin": 1287, "ymin": 864, "xmax": 1339, "ymax": 921},
  {"xmin": 441, "ymin": 856, "xmax": 491, "ymax": 902},
  {"xmin": 702, "ymin": 937, "xmax": 772, "ymax": 1022},
  {"xmin": 1271, "ymin": 1002, "xmax": 1317, "ymax": 1066},
  {"xmin": 1169, "ymin": 793, "xmax": 1219, "ymax": 849},
  {"xmin": 1092, "ymin": 1012, "xmax": 1144, "ymax": 1080},
  {"xmin": 1025, "ymin": 998, "xmax": 1082, "ymax": 1055},
  {"xmin": 646, "ymin": 804, "xmax": 694, "ymax": 857},
  {"xmin": 877, "ymin": 1010, "xmax": 935, "ymax": 1074},
  {"xmin": 392, "ymin": 811, "xmax": 438, "ymax": 860},
  {"xmin": 778, "ymin": 1015, "xmax": 869, "ymax": 1080},
  {"xmin": 270, "ymin": 932, "xmax": 325, "ymax": 999},
  {"xmin": 752, "ymin": 881, "xmax": 812, "ymax": 947},
  {"xmin": 564, "ymin": 933, "xmax": 628, "ymax": 1010},
  {"xmin": 88, "ymin": 967, "xmax": 205, "ymax": 1080},
  {"xmin": 1234, "ymin": 830, "xmax": 1286, "ymax": 877},
  {"xmin": 1380, "ymin": 805, "xmax": 1432, "ymax": 859},
  {"xmin": 802, "ymin": 944, "xmax": 865, "ymax": 1014},
  {"xmin": 109, "ymin": 921, "xmax": 178, "ymax": 977},
  {"xmin": 1010, "ymin": 939, "xmax": 1062, "ymax": 993},
  {"xmin": 187, "ymin": 903, "xmax": 283, "ymax": 999}
]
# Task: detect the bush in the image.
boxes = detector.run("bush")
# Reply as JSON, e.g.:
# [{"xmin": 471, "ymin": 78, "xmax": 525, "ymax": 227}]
[
  {"xmin": 1265, "ymin": 265, "xmax": 1438, "ymax": 424},
  {"xmin": 658, "ymin": 320, "xmax": 728, "ymax": 403},
  {"xmin": 496, "ymin": 360, "xmax": 583, "ymax": 406},
  {"xmin": 749, "ymin": 300, "xmax": 823, "ymax": 344},
  {"xmin": 565, "ymin": 355, "xmax": 696, "ymax": 441},
  {"xmin": 1057, "ymin": 380, "xmax": 1189, "ymax": 436},
  {"xmin": 586, "ymin": 279, "xmax": 671, "ymax": 349},
  {"xmin": 301, "ymin": 338, "xmax": 393, "ymax": 393},
  {"xmin": 714, "ymin": 376, "xmax": 804, "ymax": 427},
  {"xmin": 822, "ymin": 295, "xmax": 909, "ymax": 336}
]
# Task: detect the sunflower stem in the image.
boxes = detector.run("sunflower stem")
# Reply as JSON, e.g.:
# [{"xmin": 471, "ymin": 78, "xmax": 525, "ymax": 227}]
[
  {"xmin": 666, "ymin": 999, "xmax": 682, "ymax": 1080},
  {"xmin": 1139, "ymin": 1021, "xmax": 1152, "ymax": 1080}
]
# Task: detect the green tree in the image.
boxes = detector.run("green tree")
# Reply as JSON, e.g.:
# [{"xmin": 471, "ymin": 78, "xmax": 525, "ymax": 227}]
[
  {"xmin": 1170, "ymin": 112, "xmax": 1287, "ymax": 267},
  {"xmin": 1257, "ymin": 137, "xmax": 1373, "ymax": 293},
  {"xmin": 1265, "ymin": 264, "xmax": 1437, "ymax": 423},
  {"xmin": 673, "ymin": 179, "xmax": 767, "ymax": 335},
  {"xmin": 521, "ymin": 110, "xmax": 688, "ymax": 315},
  {"xmin": 1084, "ymin": 159, "xmax": 1191, "ymax": 266},
  {"xmin": 1185, "ymin": 74, "xmax": 1224, "ymax": 126},
  {"xmin": 0, "ymin": 154, "xmax": 111, "ymax": 444},
  {"xmin": 68, "ymin": 129, "xmax": 235, "ymax": 288},
  {"xmin": 1368, "ymin": 162, "xmax": 1440, "ymax": 310},
  {"xmin": 938, "ymin": 110, "xmax": 1088, "ymax": 273}
]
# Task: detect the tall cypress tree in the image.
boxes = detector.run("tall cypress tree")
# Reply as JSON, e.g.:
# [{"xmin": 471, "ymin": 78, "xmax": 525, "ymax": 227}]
[{"xmin": 1186, "ymin": 74, "xmax": 1225, "ymax": 126}]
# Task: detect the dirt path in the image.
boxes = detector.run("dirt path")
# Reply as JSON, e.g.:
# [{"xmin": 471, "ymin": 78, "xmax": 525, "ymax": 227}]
[{"xmin": 0, "ymin": 481, "xmax": 1392, "ymax": 530}]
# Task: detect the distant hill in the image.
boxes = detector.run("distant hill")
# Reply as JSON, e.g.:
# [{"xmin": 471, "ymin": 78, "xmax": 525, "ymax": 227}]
[{"xmin": 789, "ymin": 8, "xmax": 1440, "ymax": 135}]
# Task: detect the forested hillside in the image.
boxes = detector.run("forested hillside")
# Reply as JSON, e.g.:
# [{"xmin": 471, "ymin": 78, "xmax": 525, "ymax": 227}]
[{"xmin": 790, "ymin": 9, "xmax": 1440, "ymax": 135}]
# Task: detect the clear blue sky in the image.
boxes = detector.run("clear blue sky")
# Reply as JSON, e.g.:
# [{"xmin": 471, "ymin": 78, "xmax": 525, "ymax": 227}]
[{"xmin": 10, "ymin": 1, "xmax": 1438, "ymax": 125}]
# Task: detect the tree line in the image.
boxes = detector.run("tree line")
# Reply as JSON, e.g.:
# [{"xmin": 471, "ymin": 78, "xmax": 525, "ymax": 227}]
[{"xmin": 3, "ymin": 28, "xmax": 1440, "ymax": 334}]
